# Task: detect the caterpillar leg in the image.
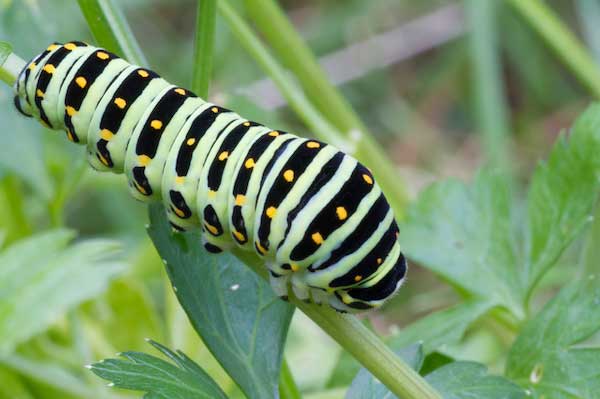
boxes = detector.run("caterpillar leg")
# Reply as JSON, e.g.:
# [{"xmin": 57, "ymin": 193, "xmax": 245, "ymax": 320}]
[{"xmin": 268, "ymin": 270, "xmax": 290, "ymax": 298}]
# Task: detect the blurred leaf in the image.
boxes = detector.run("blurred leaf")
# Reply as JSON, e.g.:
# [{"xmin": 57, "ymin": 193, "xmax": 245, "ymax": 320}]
[
  {"xmin": 147, "ymin": 204, "xmax": 294, "ymax": 399},
  {"xmin": 402, "ymin": 170, "xmax": 524, "ymax": 314},
  {"xmin": 402, "ymin": 103, "xmax": 600, "ymax": 316},
  {"xmin": 0, "ymin": 230, "xmax": 124, "ymax": 353},
  {"xmin": 426, "ymin": 362, "xmax": 526, "ymax": 399},
  {"xmin": 91, "ymin": 340, "xmax": 227, "ymax": 399},
  {"xmin": 388, "ymin": 299, "xmax": 494, "ymax": 354},
  {"xmin": 345, "ymin": 344, "xmax": 423, "ymax": 399},
  {"xmin": 0, "ymin": 41, "xmax": 10, "ymax": 65},
  {"xmin": 0, "ymin": 367, "xmax": 34, "ymax": 399},
  {"xmin": 506, "ymin": 277, "xmax": 600, "ymax": 398},
  {"xmin": 523, "ymin": 104, "xmax": 600, "ymax": 299}
]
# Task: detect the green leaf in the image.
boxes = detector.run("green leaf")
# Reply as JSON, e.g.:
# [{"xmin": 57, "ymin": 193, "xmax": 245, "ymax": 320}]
[
  {"xmin": 388, "ymin": 299, "xmax": 494, "ymax": 354},
  {"xmin": 402, "ymin": 103, "xmax": 600, "ymax": 315},
  {"xmin": 426, "ymin": 362, "xmax": 526, "ymax": 399},
  {"xmin": 0, "ymin": 41, "xmax": 11, "ymax": 66},
  {"xmin": 0, "ymin": 230, "xmax": 124, "ymax": 353},
  {"xmin": 506, "ymin": 277, "xmax": 600, "ymax": 398},
  {"xmin": 90, "ymin": 340, "xmax": 227, "ymax": 399},
  {"xmin": 345, "ymin": 344, "xmax": 424, "ymax": 399},
  {"xmin": 147, "ymin": 204, "xmax": 294, "ymax": 399},
  {"xmin": 523, "ymin": 104, "xmax": 600, "ymax": 298},
  {"xmin": 401, "ymin": 171, "xmax": 524, "ymax": 314}
]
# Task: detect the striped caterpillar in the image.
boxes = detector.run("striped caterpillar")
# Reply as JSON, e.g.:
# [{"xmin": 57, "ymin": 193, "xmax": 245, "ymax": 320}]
[{"xmin": 13, "ymin": 41, "xmax": 407, "ymax": 312}]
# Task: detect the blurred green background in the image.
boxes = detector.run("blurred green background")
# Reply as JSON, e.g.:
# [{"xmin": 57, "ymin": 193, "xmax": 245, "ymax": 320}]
[{"xmin": 0, "ymin": 1, "xmax": 596, "ymax": 398}]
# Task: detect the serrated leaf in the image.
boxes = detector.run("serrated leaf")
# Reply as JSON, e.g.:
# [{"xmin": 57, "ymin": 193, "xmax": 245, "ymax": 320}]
[
  {"xmin": 402, "ymin": 103, "xmax": 600, "ymax": 315},
  {"xmin": 401, "ymin": 171, "xmax": 524, "ymax": 314},
  {"xmin": 426, "ymin": 362, "xmax": 526, "ymax": 399},
  {"xmin": 345, "ymin": 344, "xmax": 424, "ymax": 399},
  {"xmin": 506, "ymin": 277, "xmax": 600, "ymax": 398},
  {"xmin": 147, "ymin": 204, "xmax": 294, "ymax": 399},
  {"xmin": 388, "ymin": 299, "xmax": 494, "ymax": 354},
  {"xmin": 524, "ymin": 105, "xmax": 600, "ymax": 297},
  {"xmin": 0, "ymin": 230, "xmax": 124, "ymax": 353},
  {"xmin": 90, "ymin": 341, "xmax": 227, "ymax": 399}
]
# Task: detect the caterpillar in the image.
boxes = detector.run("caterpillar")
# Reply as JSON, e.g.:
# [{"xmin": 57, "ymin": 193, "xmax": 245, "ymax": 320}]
[{"xmin": 12, "ymin": 41, "xmax": 407, "ymax": 313}]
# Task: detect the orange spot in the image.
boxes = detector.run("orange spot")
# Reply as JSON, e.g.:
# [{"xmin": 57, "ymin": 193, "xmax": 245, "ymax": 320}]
[
  {"xmin": 256, "ymin": 241, "xmax": 268, "ymax": 255},
  {"xmin": 96, "ymin": 51, "xmax": 110, "ymax": 60},
  {"xmin": 290, "ymin": 263, "xmax": 299, "ymax": 272},
  {"xmin": 173, "ymin": 207, "xmax": 185, "ymax": 218},
  {"xmin": 354, "ymin": 275, "xmax": 363, "ymax": 282},
  {"xmin": 268, "ymin": 130, "xmax": 279, "ymax": 137},
  {"xmin": 218, "ymin": 151, "xmax": 229, "ymax": 161},
  {"xmin": 306, "ymin": 141, "xmax": 320, "ymax": 149},
  {"xmin": 64, "ymin": 43, "xmax": 77, "ymax": 51},
  {"xmin": 36, "ymin": 89, "xmax": 44, "ymax": 98},
  {"xmin": 362, "ymin": 174, "xmax": 373, "ymax": 185},
  {"xmin": 75, "ymin": 76, "xmax": 87, "ymax": 88},
  {"xmin": 235, "ymin": 194, "xmax": 246, "ymax": 206},
  {"xmin": 204, "ymin": 222, "xmax": 218, "ymax": 235},
  {"xmin": 244, "ymin": 158, "xmax": 255, "ymax": 169},
  {"xmin": 311, "ymin": 232, "xmax": 323, "ymax": 245},
  {"xmin": 377, "ymin": 258, "xmax": 383, "ymax": 265},
  {"xmin": 100, "ymin": 129, "xmax": 114, "ymax": 140},
  {"xmin": 174, "ymin": 88, "xmax": 186, "ymax": 95},
  {"xmin": 243, "ymin": 121, "xmax": 251, "ymax": 126},
  {"xmin": 175, "ymin": 176, "xmax": 185, "ymax": 184},
  {"xmin": 114, "ymin": 97, "xmax": 126, "ymax": 109},
  {"xmin": 211, "ymin": 107, "xmax": 219, "ymax": 113},
  {"xmin": 266, "ymin": 206, "xmax": 277, "ymax": 218},
  {"xmin": 186, "ymin": 138, "xmax": 196, "ymax": 146},
  {"xmin": 283, "ymin": 169, "xmax": 294, "ymax": 182},
  {"xmin": 138, "ymin": 69, "xmax": 149, "ymax": 78},
  {"xmin": 43, "ymin": 64, "xmax": 55, "ymax": 74},
  {"xmin": 150, "ymin": 120, "xmax": 163, "ymax": 130},
  {"xmin": 138, "ymin": 155, "xmax": 151, "ymax": 166},
  {"xmin": 336, "ymin": 206, "xmax": 348, "ymax": 220},
  {"xmin": 46, "ymin": 44, "xmax": 59, "ymax": 51},
  {"xmin": 66, "ymin": 106, "xmax": 77, "ymax": 116},
  {"xmin": 233, "ymin": 230, "xmax": 246, "ymax": 242}
]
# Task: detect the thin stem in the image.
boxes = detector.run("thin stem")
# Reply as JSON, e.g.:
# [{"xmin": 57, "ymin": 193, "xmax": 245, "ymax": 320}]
[
  {"xmin": 191, "ymin": 0, "xmax": 217, "ymax": 97},
  {"xmin": 465, "ymin": 0, "xmax": 511, "ymax": 171},
  {"xmin": 77, "ymin": 0, "xmax": 147, "ymax": 65},
  {"xmin": 236, "ymin": 249, "xmax": 442, "ymax": 399},
  {"xmin": 218, "ymin": 0, "xmax": 409, "ymax": 219},
  {"xmin": 279, "ymin": 358, "xmax": 302, "ymax": 399},
  {"xmin": 0, "ymin": 52, "xmax": 25, "ymax": 85},
  {"xmin": 507, "ymin": 0, "xmax": 600, "ymax": 99}
]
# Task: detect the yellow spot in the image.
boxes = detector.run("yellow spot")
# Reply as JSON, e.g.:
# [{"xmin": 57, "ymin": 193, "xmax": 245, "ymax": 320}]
[
  {"xmin": 290, "ymin": 263, "xmax": 299, "ymax": 272},
  {"xmin": 354, "ymin": 275, "xmax": 363, "ymax": 282},
  {"xmin": 243, "ymin": 121, "xmax": 250, "ymax": 126},
  {"xmin": 218, "ymin": 151, "xmax": 229, "ymax": 161},
  {"xmin": 138, "ymin": 69, "xmax": 149, "ymax": 78},
  {"xmin": 36, "ymin": 89, "xmax": 44, "ymax": 98},
  {"xmin": 138, "ymin": 155, "xmax": 151, "ymax": 166},
  {"xmin": 306, "ymin": 141, "xmax": 320, "ymax": 149},
  {"xmin": 43, "ymin": 64, "xmax": 55, "ymax": 74},
  {"xmin": 75, "ymin": 76, "xmax": 87, "ymax": 88},
  {"xmin": 173, "ymin": 207, "xmax": 185, "ymax": 218},
  {"xmin": 235, "ymin": 194, "xmax": 246, "ymax": 206},
  {"xmin": 175, "ymin": 176, "xmax": 185, "ymax": 184},
  {"xmin": 208, "ymin": 190, "xmax": 217, "ymax": 199},
  {"xmin": 64, "ymin": 43, "xmax": 77, "ymax": 51},
  {"xmin": 311, "ymin": 232, "xmax": 323, "ymax": 245},
  {"xmin": 362, "ymin": 174, "xmax": 373, "ymax": 185},
  {"xmin": 211, "ymin": 107, "xmax": 219, "ymax": 113},
  {"xmin": 66, "ymin": 130, "xmax": 75, "ymax": 142},
  {"xmin": 233, "ymin": 230, "xmax": 246, "ymax": 242},
  {"xmin": 28, "ymin": 63, "xmax": 36, "ymax": 70},
  {"xmin": 98, "ymin": 153, "xmax": 109, "ymax": 166},
  {"xmin": 377, "ymin": 258, "xmax": 383, "ymax": 265},
  {"xmin": 268, "ymin": 130, "xmax": 279, "ymax": 137},
  {"xmin": 244, "ymin": 158, "xmax": 255, "ymax": 169},
  {"xmin": 204, "ymin": 222, "xmax": 219, "ymax": 235},
  {"xmin": 96, "ymin": 51, "xmax": 110, "ymax": 60},
  {"xmin": 283, "ymin": 169, "xmax": 294, "ymax": 182},
  {"xmin": 100, "ymin": 129, "xmax": 114, "ymax": 140},
  {"xmin": 134, "ymin": 182, "xmax": 147, "ymax": 195},
  {"xmin": 114, "ymin": 97, "xmax": 127, "ymax": 109},
  {"xmin": 46, "ymin": 44, "xmax": 59, "ymax": 51},
  {"xmin": 174, "ymin": 88, "xmax": 186, "ymax": 95},
  {"xmin": 266, "ymin": 206, "xmax": 277, "ymax": 218},
  {"xmin": 336, "ymin": 206, "xmax": 348, "ymax": 220},
  {"xmin": 66, "ymin": 106, "xmax": 77, "ymax": 116},
  {"xmin": 186, "ymin": 138, "xmax": 196, "ymax": 146},
  {"xmin": 150, "ymin": 120, "xmax": 163, "ymax": 130},
  {"xmin": 256, "ymin": 241, "xmax": 268, "ymax": 255}
]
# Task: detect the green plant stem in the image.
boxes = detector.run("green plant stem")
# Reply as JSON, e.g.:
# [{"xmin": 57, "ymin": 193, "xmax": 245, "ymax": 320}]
[
  {"xmin": 77, "ymin": 0, "xmax": 147, "ymax": 65},
  {"xmin": 465, "ymin": 0, "xmax": 511, "ymax": 171},
  {"xmin": 279, "ymin": 358, "xmax": 302, "ymax": 399},
  {"xmin": 191, "ymin": 0, "xmax": 217, "ymax": 96},
  {"xmin": 235, "ymin": 249, "xmax": 442, "ymax": 399},
  {"xmin": 0, "ymin": 52, "xmax": 24, "ymax": 85},
  {"xmin": 507, "ymin": 0, "xmax": 600, "ymax": 99},
  {"xmin": 218, "ymin": 0, "xmax": 409, "ymax": 219}
]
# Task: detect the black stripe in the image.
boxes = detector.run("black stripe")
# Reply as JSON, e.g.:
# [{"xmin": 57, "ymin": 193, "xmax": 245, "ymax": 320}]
[{"xmin": 346, "ymin": 252, "xmax": 407, "ymax": 301}]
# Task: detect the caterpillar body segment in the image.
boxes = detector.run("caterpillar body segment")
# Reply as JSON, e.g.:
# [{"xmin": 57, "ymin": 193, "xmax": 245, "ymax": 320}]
[{"xmin": 13, "ymin": 42, "xmax": 407, "ymax": 312}]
